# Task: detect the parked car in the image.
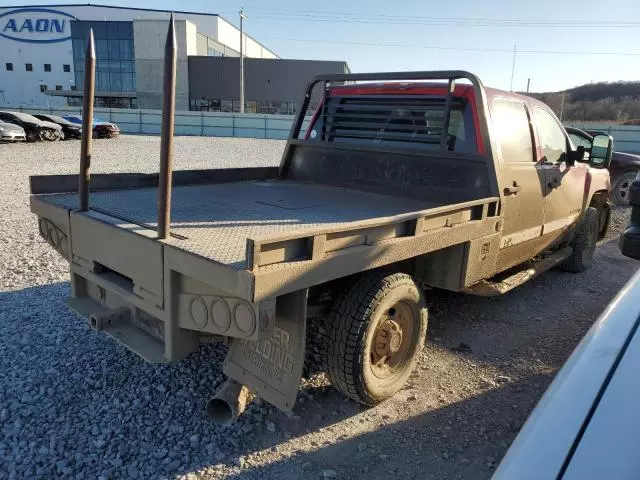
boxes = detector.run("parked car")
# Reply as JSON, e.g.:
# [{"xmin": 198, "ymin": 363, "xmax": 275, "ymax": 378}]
[
  {"xmin": 496, "ymin": 198, "xmax": 640, "ymax": 479},
  {"xmin": 0, "ymin": 121, "xmax": 26, "ymax": 142},
  {"xmin": 0, "ymin": 111, "xmax": 62, "ymax": 142},
  {"xmin": 493, "ymin": 264, "xmax": 640, "ymax": 480},
  {"xmin": 34, "ymin": 114, "xmax": 82, "ymax": 140},
  {"xmin": 566, "ymin": 126, "xmax": 640, "ymax": 206},
  {"xmin": 619, "ymin": 171, "xmax": 640, "ymax": 260},
  {"xmin": 62, "ymin": 115, "xmax": 120, "ymax": 139}
]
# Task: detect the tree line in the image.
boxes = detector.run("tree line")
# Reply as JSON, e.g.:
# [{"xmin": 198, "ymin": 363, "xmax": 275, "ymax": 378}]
[{"xmin": 526, "ymin": 81, "xmax": 640, "ymax": 123}]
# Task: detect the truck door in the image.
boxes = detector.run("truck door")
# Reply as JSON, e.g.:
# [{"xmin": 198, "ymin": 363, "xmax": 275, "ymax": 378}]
[
  {"xmin": 532, "ymin": 107, "xmax": 587, "ymax": 243},
  {"xmin": 491, "ymin": 98, "xmax": 547, "ymax": 272}
]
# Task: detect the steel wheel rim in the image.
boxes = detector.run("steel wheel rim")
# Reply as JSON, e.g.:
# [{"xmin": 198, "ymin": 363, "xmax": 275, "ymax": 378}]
[{"xmin": 370, "ymin": 301, "xmax": 415, "ymax": 379}]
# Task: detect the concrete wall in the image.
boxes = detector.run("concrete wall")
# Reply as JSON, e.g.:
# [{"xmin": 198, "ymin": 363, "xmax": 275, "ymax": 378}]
[
  {"xmin": 216, "ymin": 17, "xmax": 277, "ymax": 59},
  {"xmin": 133, "ymin": 20, "xmax": 191, "ymax": 111},
  {"xmin": 567, "ymin": 122, "xmax": 640, "ymax": 154},
  {"xmin": 6, "ymin": 105, "xmax": 309, "ymax": 140},
  {"xmin": 7, "ymin": 104, "xmax": 639, "ymax": 151},
  {"xmin": 196, "ymin": 33, "xmax": 240, "ymax": 57}
]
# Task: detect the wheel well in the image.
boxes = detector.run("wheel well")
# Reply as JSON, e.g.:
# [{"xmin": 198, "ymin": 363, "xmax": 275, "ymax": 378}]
[{"xmin": 307, "ymin": 262, "xmax": 415, "ymax": 317}]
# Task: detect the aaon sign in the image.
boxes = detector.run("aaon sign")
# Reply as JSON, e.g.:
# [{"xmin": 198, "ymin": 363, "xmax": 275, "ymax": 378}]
[{"xmin": 0, "ymin": 8, "xmax": 76, "ymax": 43}]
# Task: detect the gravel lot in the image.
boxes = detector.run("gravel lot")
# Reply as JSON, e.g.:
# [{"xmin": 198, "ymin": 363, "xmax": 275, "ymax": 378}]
[{"xmin": 0, "ymin": 135, "xmax": 638, "ymax": 480}]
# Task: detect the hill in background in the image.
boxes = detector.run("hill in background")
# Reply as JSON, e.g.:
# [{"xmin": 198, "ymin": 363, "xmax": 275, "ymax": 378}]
[{"xmin": 524, "ymin": 81, "xmax": 640, "ymax": 123}]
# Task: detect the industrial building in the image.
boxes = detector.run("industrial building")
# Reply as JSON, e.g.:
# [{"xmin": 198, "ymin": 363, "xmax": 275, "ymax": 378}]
[
  {"xmin": 0, "ymin": 4, "xmax": 349, "ymax": 113},
  {"xmin": 188, "ymin": 57, "xmax": 350, "ymax": 114}
]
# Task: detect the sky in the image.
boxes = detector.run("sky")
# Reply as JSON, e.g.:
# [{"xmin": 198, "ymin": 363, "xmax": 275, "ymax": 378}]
[{"xmin": 3, "ymin": 0, "xmax": 640, "ymax": 92}]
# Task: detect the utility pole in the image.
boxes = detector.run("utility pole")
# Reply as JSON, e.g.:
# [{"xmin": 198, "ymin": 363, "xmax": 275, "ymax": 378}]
[
  {"xmin": 239, "ymin": 7, "xmax": 247, "ymax": 113},
  {"xmin": 559, "ymin": 93, "xmax": 566, "ymax": 121},
  {"xmin": 509, "ymin": 44, "xmax": 517, "ymax": 92},
  {"xmin": 526, "ymin": 77, "xmax": 530, "ymax": 93}
]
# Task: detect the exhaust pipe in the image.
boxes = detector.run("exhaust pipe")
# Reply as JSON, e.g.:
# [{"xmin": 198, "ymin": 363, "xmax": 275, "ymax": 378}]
[{"xmin": 206, "ymin": 379, "xmax": 252, "ymax": 424}]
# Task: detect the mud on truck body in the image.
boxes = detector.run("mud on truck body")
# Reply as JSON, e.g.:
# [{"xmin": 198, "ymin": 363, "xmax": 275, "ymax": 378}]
[{"xmin": 30, "ymin": 21, "xmax": 614, "ymax": 422}]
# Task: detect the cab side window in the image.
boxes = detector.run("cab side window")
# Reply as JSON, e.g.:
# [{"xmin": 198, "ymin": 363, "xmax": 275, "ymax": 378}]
[
  {"xmin": 534, "ymin": 107, "xmax": 567, "ymax": 163},
  {"xmin": 492, "ymin": 99, "xmax": 534, "ymax": 163}
]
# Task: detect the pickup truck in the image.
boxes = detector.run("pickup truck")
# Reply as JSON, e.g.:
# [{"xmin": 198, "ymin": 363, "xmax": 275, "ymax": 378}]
[{"xmin": 29, "ymin": 23, "xmax": 614, "ymax": 423}]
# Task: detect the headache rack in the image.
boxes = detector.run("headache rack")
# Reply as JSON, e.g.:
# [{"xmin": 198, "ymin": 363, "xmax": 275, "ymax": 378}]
[
  {"xmin": 320, "ymin": 94, "xmax": 467, "ymax": 148},
  {"xmin": 280, "ymin": 70, "xmax": 492, "ymax": 177}
]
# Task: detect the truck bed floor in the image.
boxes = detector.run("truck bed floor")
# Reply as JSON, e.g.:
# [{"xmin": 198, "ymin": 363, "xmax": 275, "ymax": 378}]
[{"xmin": 45, "ymin": 180, "xmax": 437, "ymax": 270}]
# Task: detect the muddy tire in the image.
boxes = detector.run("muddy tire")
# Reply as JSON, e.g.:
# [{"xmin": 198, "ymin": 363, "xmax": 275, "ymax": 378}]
[
  {"xmin": 612, "ymin": 171, "xmax": 638, "ymax": 206},
  {"xmin": 325, "ymin": 272, "xmax": 428, "ymax": 406},
  {"xmin": 597, "ymin": 201, "xmax": 611, "ymax": 240},
  {"xmin": 560, "ymin": 207, "xmax": 599, "ymax": 273}
]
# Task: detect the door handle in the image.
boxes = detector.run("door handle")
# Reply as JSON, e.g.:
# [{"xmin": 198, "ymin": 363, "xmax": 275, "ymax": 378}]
[{"xmin": 504, "ymin": 182, "xmax": 521, "ymax": 195}]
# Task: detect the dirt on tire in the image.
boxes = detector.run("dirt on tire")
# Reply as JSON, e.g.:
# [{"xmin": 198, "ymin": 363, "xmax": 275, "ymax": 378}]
[{"xmin": 324, "ymin": 272, "xmax": 428, "ymax": 406}]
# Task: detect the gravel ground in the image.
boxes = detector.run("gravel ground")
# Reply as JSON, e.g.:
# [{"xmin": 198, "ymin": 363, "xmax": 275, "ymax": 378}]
[{"xmin": 0, "ymin": 135, "xmax": 638, "ymax": 480}]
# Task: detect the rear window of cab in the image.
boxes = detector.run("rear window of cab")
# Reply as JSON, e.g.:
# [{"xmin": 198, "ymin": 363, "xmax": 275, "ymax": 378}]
[{"xmin": 306, "ymin": 94, "xmax": 477, "ymax": 153}]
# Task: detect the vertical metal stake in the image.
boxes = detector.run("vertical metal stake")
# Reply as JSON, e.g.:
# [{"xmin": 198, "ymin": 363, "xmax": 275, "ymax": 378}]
[
  {"xmin": 79, "ymin": 29, "xmax": 96, "ymax": 211},
  {"xmin": 157, "ymin": 14, "xmax": 177, "ymax": 239}
]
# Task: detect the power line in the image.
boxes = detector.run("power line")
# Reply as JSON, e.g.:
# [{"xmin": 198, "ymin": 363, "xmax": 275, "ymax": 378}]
[
  {"xmin": 265, "ymin": 37, "xmax": 640, "ymax": 57},
  {"xmin": 253, "ymin": 15, "xmax": 640, "ymax": 28},
  {"xmin": 217, "ymin": 6, "xmax": 640, "ymax": 28}
]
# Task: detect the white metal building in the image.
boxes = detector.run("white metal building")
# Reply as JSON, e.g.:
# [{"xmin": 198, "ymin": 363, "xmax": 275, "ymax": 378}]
[{"xmin": 0, "ymin": 3, "xmax": 278, "ymax": 109}]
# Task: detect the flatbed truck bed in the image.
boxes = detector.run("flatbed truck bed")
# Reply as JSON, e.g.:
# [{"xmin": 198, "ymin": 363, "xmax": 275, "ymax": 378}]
[{"xmin": 31, "ymin": 171, "xmax": 500, "ymax": 303}]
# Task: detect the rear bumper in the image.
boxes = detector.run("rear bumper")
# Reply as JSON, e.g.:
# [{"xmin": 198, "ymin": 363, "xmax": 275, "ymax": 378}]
[
  {"xmin": 0, "ymin": 132, "xmax": 25, "ymax": 142},
  {"xmin": 67, "ymin": 294, "xmax": 166, "ymax": 362},
  {"xmin": 31, "ymin": 197, "xmax": 266, "ymax": 363}
]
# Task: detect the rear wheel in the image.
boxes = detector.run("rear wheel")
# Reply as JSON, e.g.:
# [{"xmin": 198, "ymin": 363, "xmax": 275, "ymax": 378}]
[
  {"xmin": 612, "ymin": 171, "xmax": 638, "ymax": 206},
  {"xmin": 559, "ymin": 207, "xmax": 599, "ymax": 273},
  {"xmin": 324, "ymin": 272, "xmax": 428, "ymax": 406}
]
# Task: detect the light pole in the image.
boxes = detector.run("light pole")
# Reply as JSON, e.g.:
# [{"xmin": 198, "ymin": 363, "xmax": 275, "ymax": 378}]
[
  {"xmin": 509, "ymin": 44, "xmax": 517, "ymax": 92},
  {"xmin": 239, "ymin": 7, "xmax": 247, "ymax": 113}
]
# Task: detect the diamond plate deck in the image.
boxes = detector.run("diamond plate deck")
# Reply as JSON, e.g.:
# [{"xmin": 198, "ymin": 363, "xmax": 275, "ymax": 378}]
[{"xmin": 44, "ymin": 180, "xmax": 436, "ymax": 270}]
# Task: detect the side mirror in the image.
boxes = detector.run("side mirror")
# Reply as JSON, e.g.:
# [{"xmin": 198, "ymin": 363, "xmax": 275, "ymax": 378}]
[
  {"xmin": 567, "ymin": 145, "xmax": 586, "ymax": 165},
  {"xmin": 590, "ymin": 134, "xmax": 613, "ymax": 169}
]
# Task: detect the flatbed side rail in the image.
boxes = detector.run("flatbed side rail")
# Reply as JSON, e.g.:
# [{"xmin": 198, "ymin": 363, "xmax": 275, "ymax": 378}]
[
  {"xmin": 30, "ymin": 167, "xmax": 279, "ymax": 195},
  {"xmin": 279, "ymin": 70, "xmax": 494, "ymax": 178},
  {"xmin": 245, "ymin": 196, "xmax": 500, "ymax": 272}
]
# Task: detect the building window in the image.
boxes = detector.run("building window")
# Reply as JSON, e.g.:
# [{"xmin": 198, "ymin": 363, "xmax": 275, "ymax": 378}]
[
  {"xmin": 25, "ymin": 63, "xmax": 33, "ymax": 72},
  {"xmin": 6, "ymin": 63, "xmax": 13, "ymax": 71},
  {"xmin": 40, "ymin": 85, "xmax": 48, "ymax": 93},
  {"xmin": 55, "ymin": 85, "xmax": 63, "ymax": 91},
  {"xmin": 63, "ymin": 64, "xmax": 71, "ymax": 73},
  {"xmin": 207, "ymin": 47, "xmax": 224, "ymax": 57},
  {"xmin": 44, "ymin": 64, "xmax": 52, "ymax": 72},
  {"xmin": 71, "ymin": 20, "xmax": 136, "ymax": 94}
]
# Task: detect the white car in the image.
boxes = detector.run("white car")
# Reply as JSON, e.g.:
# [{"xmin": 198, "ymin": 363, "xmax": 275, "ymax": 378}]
[
  {"xmin": 0, "ymin": 121, "xmax": 26, "ymax": 142},
  {"xmin": 494, "ymin": 267, "xmax": 640, "ymax": 479}
]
